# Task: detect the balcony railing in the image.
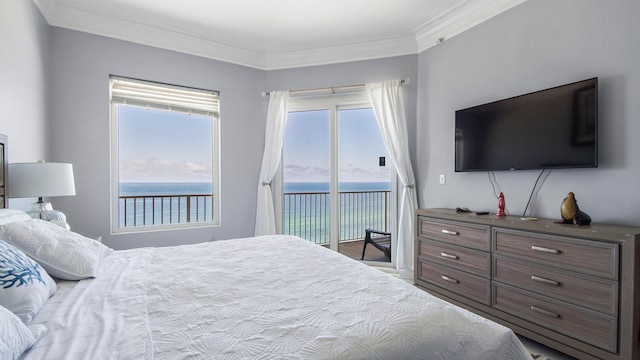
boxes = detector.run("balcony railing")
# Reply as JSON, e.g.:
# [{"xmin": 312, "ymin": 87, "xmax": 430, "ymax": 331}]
[
  {"xmin": 118, "ymin": 190, "xmax": 389, "ymax": 240},
  {"xmin": 119, "ymin": 194, "xmax": 213, "ymax": 227},
  {"xmin": 283, "ymin": 190, "xmax": 390, "ymax": 245}
]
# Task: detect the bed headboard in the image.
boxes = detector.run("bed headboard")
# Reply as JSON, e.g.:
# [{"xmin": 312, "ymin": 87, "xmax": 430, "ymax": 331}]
[{"xmin": 0, "ymin": 134, "xmax": 7, "ymax": 208}]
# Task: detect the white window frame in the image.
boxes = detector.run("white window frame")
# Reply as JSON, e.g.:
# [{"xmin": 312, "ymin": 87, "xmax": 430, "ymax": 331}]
[
  {"xmin": 109, "ymin": 76, "xmax": 221, "ymax": 234},
  {"xmin": 275, "ymin": 92, "xmax": 398, "ymax": 266}
]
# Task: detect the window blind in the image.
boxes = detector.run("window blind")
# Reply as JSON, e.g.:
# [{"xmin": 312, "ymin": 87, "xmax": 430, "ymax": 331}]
[{"xmin": 110, "ymin": 76, "xmax": 219, "ymax": 117}]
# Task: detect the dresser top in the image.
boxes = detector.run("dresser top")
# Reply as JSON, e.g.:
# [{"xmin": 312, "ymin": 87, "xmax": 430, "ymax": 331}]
[{"xmin": 417, "ymin": 208, "xmax": 640, "ymax": 243}]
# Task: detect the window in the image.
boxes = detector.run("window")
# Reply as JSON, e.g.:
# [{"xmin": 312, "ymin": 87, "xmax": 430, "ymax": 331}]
[
  {"xmin": 109, "ymin": 76, "xmax": 220, "ymax": 233},
  {"xmin": 278, "ymin": 92, "xmax": 396, "ymax": 264}
]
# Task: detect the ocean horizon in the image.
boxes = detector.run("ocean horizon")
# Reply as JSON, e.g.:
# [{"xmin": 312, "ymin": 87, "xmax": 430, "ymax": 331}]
[
  {"xmin": 284, "ymin": 181, "xmax": 391, "ymax": 193},
  {"xmin": 120, "ymin": 181, "xmax": 391, "ymax": 196},
  {"xmin": 120, "ymin": 182, "xmax": 213, "ymax": 196},
  {"xmin": 120, "ymin": 182, "xmax": 391, "ymax": 241}
]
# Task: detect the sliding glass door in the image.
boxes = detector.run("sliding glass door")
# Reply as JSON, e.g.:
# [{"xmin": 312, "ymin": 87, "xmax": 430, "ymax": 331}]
[
  {"xmin": 337, "ymin": 107, "xmax": 392, "ymax": 261},
  {"xmin": 280, "ymin": 99, "xmax": 393, "ymax": 263},
  {"xmin": 281, "ymin": 110, "xmax": 332, "ymax": 245}
]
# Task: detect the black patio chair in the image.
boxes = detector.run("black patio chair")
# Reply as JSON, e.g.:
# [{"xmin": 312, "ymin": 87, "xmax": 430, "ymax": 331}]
[{"xmin": 360, "ymin": 228, "xmax": 391, "ymax": 262}]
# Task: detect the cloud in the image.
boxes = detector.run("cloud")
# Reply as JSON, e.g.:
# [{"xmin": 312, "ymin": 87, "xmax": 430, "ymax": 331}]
[
  {"xmin": 284, "ymin": 162, "xmax": 391, "ymax": 182},
  {"xmin": 120, "ymin": 157, "xmax": 212, "ymax": 182},
  {"xmin": 340, "ymin": 165, "xmax": 392, "ymax": 182},
  {"xmin": 284, "ymin": 163, "xmax": 330, "ymax": 181}
]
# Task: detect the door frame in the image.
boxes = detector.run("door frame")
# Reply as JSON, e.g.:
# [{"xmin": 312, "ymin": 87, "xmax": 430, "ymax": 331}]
[{"xmin": 274, "ymin": 92, "xmax": 398, "ymax": 266}]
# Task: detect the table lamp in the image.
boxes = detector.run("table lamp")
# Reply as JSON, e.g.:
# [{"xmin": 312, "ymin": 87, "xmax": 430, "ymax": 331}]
[{"xmin": 8, "ymin": 161, "xmax": 76, "ymax": 223}]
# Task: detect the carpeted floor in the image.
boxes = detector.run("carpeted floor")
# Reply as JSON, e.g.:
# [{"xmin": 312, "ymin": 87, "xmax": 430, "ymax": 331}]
[{"xmin": 519, "ymin": 336, "xmax": 577, "ymax": 360}]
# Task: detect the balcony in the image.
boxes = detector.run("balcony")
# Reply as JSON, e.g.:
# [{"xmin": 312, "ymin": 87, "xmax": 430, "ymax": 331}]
[
  {"xmin": 119, "ymin": 194, "xmax": 213, "ymax": 227},
  {"xmin": 283, "ymin": 189, "xmax": 391, "ymax": 261},
  {"xmin": 118, "ymin": 189, "xmax": 391, "ymax": 262}
]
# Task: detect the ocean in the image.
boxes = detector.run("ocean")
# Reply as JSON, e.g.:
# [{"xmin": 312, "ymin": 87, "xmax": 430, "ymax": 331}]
[
  {"xmin": 119, "ymin": 182, "xmax": 391, "ymax": 244},
  {"xmin": 120, "ymin": 182, "xmax": 212, "ymax": 196},
  {"xmin": 284, "ymin": 181, "xmax": 391, "ymax": 193},
  {"xmin": 120, "ymin": 181, "xmax": 390, "ymax": 196},
  {"xmin": 282, "ymin": 182, "xmax": 391, "ymax": 244}
]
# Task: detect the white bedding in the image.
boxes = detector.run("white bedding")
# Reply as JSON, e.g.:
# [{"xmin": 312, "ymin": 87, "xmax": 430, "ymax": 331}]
[{"xmin": 24, "ymin": 235, "xmax": 530, "ymax": 359}]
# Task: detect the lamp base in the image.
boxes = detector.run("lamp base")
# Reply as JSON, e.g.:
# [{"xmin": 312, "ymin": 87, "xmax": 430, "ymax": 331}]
[{"xmin": 27, "ymin": 201, "xmax": 67, "ymax": 222}]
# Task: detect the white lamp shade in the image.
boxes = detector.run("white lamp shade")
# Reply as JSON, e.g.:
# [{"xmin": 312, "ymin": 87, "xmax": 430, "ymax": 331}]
[{"xmin": 8, "ymin": 162, "xmax": 76, "ymax": 198}]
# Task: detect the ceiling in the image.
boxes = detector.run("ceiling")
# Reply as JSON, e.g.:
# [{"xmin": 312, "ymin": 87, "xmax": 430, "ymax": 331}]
[{"xmin": 33, "ymin": 0, "xmax": 526, "ymax": 70}]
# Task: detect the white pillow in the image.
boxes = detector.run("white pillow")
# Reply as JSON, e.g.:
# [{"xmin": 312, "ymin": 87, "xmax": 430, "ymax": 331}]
[
  {"xmin": 0, "ymin": 240, "xmax": 56, "ymax": 324},
  {"xmin": 0, "ymin": 305, "xmax": 36, "ymax": 360},
  {"xmin": 0, "ymin": 305, "xmax": 47, "ymax": 360},
  {"xmin": 0, "ymin": 219, "xmax": 113, "ymax": 280},
  {"xmin": 0, "ymin": 209, "xmax": 31, "ymax": 225}
]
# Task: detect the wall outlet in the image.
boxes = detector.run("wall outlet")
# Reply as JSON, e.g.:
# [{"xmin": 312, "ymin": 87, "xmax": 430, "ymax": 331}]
[{"xmin": 439, "ymin": 174, "xmax": 446, "ymax": 185}]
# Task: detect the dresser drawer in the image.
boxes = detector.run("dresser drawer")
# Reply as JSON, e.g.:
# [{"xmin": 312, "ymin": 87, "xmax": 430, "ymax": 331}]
[
  {"xmin": 419, "ymin": 260, "xmax": 490, "ymax": 305},
  {"xmin": 419, "ymin": 218, "xmax": 490, "ymax": 251},
  {"xmin": 493, "ymin": 256, "xmax": 618, "ymax": 315},
  {"xmin": 493, "ymin": 283, "xmax": 617, "ymax": 353},
  {"xmin": 493, "ymin": 228, "xmax": 619, "ymax": 279},
  {"xmin": 419, "ymin": 239, "xmax": 490, "ymax": 277}
]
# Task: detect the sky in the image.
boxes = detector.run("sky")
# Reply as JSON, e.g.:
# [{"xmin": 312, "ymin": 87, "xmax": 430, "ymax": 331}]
[
  {"xmin": 283, "ymin": 107, "xmax": 392, "ymax": 183},
  {"xmin": 118, "ymin": 105, "xmax": 213, "ymax": 183},
  {"xmin": 118, "ymin": 105, "xmax": 390, "ymax": 184}
]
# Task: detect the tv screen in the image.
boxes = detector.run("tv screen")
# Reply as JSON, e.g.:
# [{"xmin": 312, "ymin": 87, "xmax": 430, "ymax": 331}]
[{"xmin": 455, "ymin": 78, "xmax": 598, "ymax": 172}]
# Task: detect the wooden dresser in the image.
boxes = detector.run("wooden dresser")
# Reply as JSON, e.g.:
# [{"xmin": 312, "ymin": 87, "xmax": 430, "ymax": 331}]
[{"xmin": 414, "ymin": 208, "xmax": 640, "ymax": 360}]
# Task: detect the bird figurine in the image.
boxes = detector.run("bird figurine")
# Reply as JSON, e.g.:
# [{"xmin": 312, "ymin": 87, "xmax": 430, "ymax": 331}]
[{"xmin": 559, "ymin": 192, "xmax": 591, "ymax": 225}]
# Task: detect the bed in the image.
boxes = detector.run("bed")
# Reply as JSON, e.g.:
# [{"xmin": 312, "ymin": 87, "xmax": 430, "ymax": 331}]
[{"xmin": 0, "ymin": 136, "xmax": 531, "ymax": 360}]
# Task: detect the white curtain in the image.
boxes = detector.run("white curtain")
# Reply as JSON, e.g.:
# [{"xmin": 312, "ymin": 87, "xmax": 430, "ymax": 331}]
[
  {"xmin": 366, "ymin": 80, "xmax": 418, "ymax": 279},
  {"xmin": 254, "ymin": 91, "xmax": 289, "ymax": 236}
]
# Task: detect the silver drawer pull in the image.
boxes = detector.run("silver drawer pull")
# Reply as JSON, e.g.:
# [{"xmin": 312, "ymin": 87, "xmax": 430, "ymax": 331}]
[
  {"xmin": 530, "ymin": 305, "xmax": 561, "ymax": 318},
  {"xmin": 441, "ymin": 275, "xmax": 459, "ymax": 284},
  {"xmin": 441, "ymin": 229, "xmax": 459, "ymax": 236},
  {"xmin": 531, "ymin": 275, "xmax": 561, "ymax": 286},
  {"xmin": 531, "ymin": 245, "xmax": 560, "ymax": 254},
  {"xmin": 440, "ymin": 252, "xmax": 459, "ymax": 259}
]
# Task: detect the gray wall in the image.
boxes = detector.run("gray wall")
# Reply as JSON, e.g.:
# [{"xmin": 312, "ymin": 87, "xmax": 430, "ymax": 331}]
[
  {"xmin": 0, "ymin": 0, "xmax": 50, "ymax": 211},
  {"xmin": 47, "ymin": 29, "xmax": 418, "ymax": 250},
  {"xmin": 3, "ymin": 3, "xmax": 417, "ymax": 250},
  {"xmin": 416, "ymin": 0, "xmax": 640, "ymax": 226},
  {"xmin": 5, "ymin": 0, "xmax": 639, "ymax": 251},
  {"xmin": 49, "ymin": 29, "xmax": 267, "ymax": 249}
]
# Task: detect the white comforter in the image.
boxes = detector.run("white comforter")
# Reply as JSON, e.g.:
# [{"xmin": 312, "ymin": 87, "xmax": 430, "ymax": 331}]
[{"xmin": 24, "ymin": 235, "xmax": 530, "ymax": 359}]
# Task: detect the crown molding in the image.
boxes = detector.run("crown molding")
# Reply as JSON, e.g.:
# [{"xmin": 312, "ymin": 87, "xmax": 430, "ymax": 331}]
[
  {"xmin": 265, "ymin": 36, "xmax": 418, "ymax": 70},
  {"xmin": 414, "ymin": 0, "xmax": 528, "ymax": 52},
  {"xmin": 33, "ymin": 0, "xmax": 267, "ymax": 69},
  {"xmin": 33, "ymin": 0, "xmax": 527, "ymax": 70}
]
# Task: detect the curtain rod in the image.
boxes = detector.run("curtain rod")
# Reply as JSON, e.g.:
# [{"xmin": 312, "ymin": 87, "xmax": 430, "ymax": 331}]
[{"xmin": 262, "ymin": 78, "xmax": 409, "ymax": 97}]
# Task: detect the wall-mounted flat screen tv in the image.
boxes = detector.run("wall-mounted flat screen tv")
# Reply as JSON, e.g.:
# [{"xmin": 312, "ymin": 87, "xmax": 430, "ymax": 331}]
[{"xmin": 455, "ymin": 77, "xmax": 598, "ymax": 172}]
